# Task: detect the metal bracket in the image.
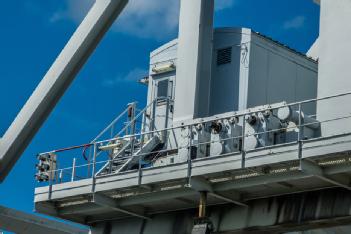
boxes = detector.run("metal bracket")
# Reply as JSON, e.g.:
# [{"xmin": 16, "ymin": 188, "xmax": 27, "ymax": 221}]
[{"xmin": 190, "ymin": 177, "xmax": 248, "ymax": 207}]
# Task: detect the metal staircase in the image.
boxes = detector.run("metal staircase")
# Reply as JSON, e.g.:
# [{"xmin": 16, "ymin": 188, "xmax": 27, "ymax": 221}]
[
  {"xmin": 96, "ymin": 135, "xmax": 162, "ymax": 176},
  {"xmin": 92, "ymin": 98, "xmax": 170, "ymax": 177}
]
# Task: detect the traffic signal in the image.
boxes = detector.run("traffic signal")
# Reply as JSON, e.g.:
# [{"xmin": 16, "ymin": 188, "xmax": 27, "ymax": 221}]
[{"xmin": 35, "ymin": 153, "xmax": 57, "ymax": 182}]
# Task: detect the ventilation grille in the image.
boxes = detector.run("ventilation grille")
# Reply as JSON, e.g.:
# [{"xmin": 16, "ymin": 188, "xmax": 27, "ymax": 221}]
[{"xmin": 217, "ymin": 47, "xmax": 232, "ymax": 66}]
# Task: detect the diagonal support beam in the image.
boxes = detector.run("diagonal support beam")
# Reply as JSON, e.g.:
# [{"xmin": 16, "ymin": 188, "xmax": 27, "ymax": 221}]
[
  {"xmin": 93, "ymin": 193, "xmax": 150, "ymax": 220},
  {"xmin": 209, "ymin": 193, "xmax": 248, "ymax": 207},
  {"xmin": 0, "ymin": 205, "xmax": 88, "ymax": 234},
  {"xmin": 301, "ymin": 160, "xmax": 351, "ymax": 190},
  {"xmin": 0, "ymin": 0, "xmax": 129, "ymax": 183},
  {"xmin": 190, "ymin": 177, "xmax": 248, "ymax": 207}
]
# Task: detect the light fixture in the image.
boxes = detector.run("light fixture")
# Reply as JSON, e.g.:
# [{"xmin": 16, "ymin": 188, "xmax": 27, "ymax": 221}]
[{"xmin": 152, "ymin": 62, "xmax": 176, "ymax": 74}]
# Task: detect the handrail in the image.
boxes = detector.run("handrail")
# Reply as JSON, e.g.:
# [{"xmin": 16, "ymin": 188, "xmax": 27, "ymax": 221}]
[
  {"xmin": 47, "ymin": 91, "xmax": 351, "ymax": 151},
  {"xmin": 42, "ymin": 113, "xmax": 351, "ymax": 179},
  {"xmin": 114, "ymin": 97, "xmax": 171, "ymax": 139},
  {"xmin": 36, "ymin": 91, "xmax": 351, "ymax": 185},
  {"xmin": 91, "ymin": 107, "xmax": 130, "ymax": 143}
]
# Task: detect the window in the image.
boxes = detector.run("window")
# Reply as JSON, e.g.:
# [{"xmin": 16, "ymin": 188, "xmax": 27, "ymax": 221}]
[
  {"xmin": 156, "ymin": 79, "xmax": 174, "ymax": 106},
  {"xmin": 157, "ymin": 79, "xmax": 169, "ymax": 98},
  {"xmin": 217, "ymin": 47, "xmax": 232, "ymax": 66}
]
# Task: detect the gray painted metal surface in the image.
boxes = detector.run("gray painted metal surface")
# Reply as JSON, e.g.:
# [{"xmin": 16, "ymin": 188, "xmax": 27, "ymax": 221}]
[
  {"xmin": 210, "ymin": 28, "xmax": 318, "ymax": 116},
  {"xmin": 147, "ymin": 28, "xmax": 318, "ymax": 156},
  {"xmin": 173, "ymin": 0, "xmax": 214, "ymax": 123},
  {"xmin": 34, "ymin": 130, "xmax": 351, "ymax": 232},
  {"xmin": 89, "ymin": 188, "xmax": 351, "ymax": 234},
  {"xmin": 148, "ymin": 28, "xmax": 318, "ymax": 128},
  {"xmin": 317, "ymin": 0, "xmax": 351, "ymax": 136},
  {"xmin": 0, "ymin": 0, "xmax": 128, "ymax": 182},
  {"xmin": 0, "ymin": 205, "xmax": 88, "ymax": 234}
]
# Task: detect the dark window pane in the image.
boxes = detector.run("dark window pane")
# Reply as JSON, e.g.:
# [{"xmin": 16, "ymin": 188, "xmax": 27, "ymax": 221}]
[
  {"xmin": 217, "ymin": 47, "xmax": 232, "ymax": 66},
  {"xmin": 157, "ymin": 79, "xmax": 169, "ymax": 98}
]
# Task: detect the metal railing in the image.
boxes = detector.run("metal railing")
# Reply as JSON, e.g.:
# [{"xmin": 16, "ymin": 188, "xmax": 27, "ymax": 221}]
[
  {"xmin": 38, "ymin": 97, "xmax": 172, "ymax": 184},
  {"xmin": 38, "ymin": 92, "xmax": 351, "ymax": 192}
]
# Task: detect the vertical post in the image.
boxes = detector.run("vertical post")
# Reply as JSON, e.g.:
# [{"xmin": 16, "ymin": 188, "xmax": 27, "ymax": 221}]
[
  {"xmin": 298, "ymin": 103, "xmax": 303, "ymax": 168},
  {"xmin": 59, "ymin": 169, "xmax": 63, "ymax": 184},
  {"xmin": 108, "ymin": 155, "xmax": 113, "ymax": 174},
  {"xmin": 128, "ymin": 103, "xmax": 137, "ymax": 157},
  {"xmin": 55, "ymin": 166, "xmax": 59, "ymax": 182},
  {"xmin": 198, "ymin": 192, "xmax": 208, "ymax": 218},
  {"xmin": 87, "ymin": 146, "xmax": 92, "ymax": 178},
  {"xmin": 71, "ymin": 158, "xmax": 76, "ymax": 182},
  {"xmin": 141, "ymin": 109, "xmax": 147, "ymax": 145},
  {"xmin": 92, "ymin": 143, "xmax": 97, "ymax": 193},
  {"xmin": 187, "ymin": 125, "xmax": 193, "ymax": 186},
  {"xmin": 173, "ymin": 0, "xmax": 214, "ymax": 122},
  {"xmin": 48, "ymin": 172, "xmax": 53, "ymax": 200},
  {"xmin": 151, "ymin": 99, "xmax": 157, "ymax": 137},
  {"xmin": 241, "ymin": 116, "xmax": 246, "ymax": 168},
  {"xmin": 129, "ymin": 102, "xmax": 137, "ymax": 135},
  {"xmin": 138, "ymin": 157, "xmax": 142, "ymax": 186},
  {"xmin": 163, "ymin": 98, "xmax": 170, "ymax": 144},
  {"xmin": 48, "ymin": 154, "xmax": 56, "ymax": 200}
]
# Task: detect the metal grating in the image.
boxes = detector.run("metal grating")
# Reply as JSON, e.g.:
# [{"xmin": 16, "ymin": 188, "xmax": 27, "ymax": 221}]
[{"xmin": 217, "ymin": 47, "xmax": 232, "ymax": 65}]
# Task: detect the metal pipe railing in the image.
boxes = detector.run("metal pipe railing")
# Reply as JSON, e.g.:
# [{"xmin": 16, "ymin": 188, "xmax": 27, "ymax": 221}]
[
  {"xmin": 37, "ymin": 91, "xmax": 351, "ymax": 185},
  {"xmin": 91, "ymin": 107, "xmax": 130, "ymax": 143}
]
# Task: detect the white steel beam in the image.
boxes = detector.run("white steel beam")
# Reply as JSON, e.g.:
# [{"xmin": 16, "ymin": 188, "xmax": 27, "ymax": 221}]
[
  {"xmin": 316, "ymin": 0, "xmax": 351, "ymax": 136},
  {"xmin": 173, "ymin": 0, "xmax": 214, "ymax": 122},
  {"xmin": 0, "ymin": 0, "xmax": 128, "ymax": 182},
  {"xmin": 0, "ymin": 205, "xmax": 88, "ymax": 234}
]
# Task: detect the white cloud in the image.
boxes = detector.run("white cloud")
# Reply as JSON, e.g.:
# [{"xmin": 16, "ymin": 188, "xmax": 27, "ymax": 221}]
[
  {"xmin": 216, "ymin": 0, "xmax": 236, "ymax": 11},
  {"xmin": 49, "ymin": 11, "xmax": 66, "ymax": 23},
  {"xmin": 115, "ymin": 0, "xmax": 180, "ymax": 40},
  {"xmin": 283, "ymin": 16, "xmax": 306, "ymax": 30},
  {"xmin": 102, "ymin": 68, "xmax": 148, "ymax": 87},
  {"xmin": 51, "ymin": 0, "xmax": 236, "ymax": 40}
]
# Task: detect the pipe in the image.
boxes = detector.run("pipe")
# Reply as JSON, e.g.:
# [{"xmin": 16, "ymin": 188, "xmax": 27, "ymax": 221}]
[{"xmin": 198, "ymin": 192, "xmax": 208, "ymax": 218}]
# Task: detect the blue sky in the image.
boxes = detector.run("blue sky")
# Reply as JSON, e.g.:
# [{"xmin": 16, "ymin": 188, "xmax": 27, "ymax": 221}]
[{"xmin": 0, "ymin": 0, "xmax": 319, "ymax": 225}]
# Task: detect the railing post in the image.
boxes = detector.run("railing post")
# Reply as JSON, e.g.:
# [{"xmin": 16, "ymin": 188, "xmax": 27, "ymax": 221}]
[
  {"xmin": 187, "ymin": 125, "xmax": 193, "ymax": 186},
  {"xmin": 241, "ymin": 116, "xmax": 246, "ymax": 168},
  {"xmin": 92, "ymin": 143, "xmax": 97, "ymax": 193},
  {"xmin": 141, "ymin": 109, "xmax": 147, "ymax": 145},
  {"xmin": 71, "ymin": 158, "xmax": 76, "ymax": 182},
  {"xmin": 48, "ymin": 172, "xmax": 53, "ymax": 200},
  {"xmin": 87, "ymin": 146, "xmax": 92, "ymax": 178},
  {"xmin": 128, "ymin": 102, "xmax": 137, "ymax": 135},
  {"xmin": 163, "ymin": 98, "xmax": 170, "ymax": 144},
  {"xmin": 151, "ymin": 99, "xmax": 157, "ymax": 137},
  {"xmin": 59, "ymin": 169, "xmax": 63, "ymax": 184},
  {"xmin": 138, "ymin": 157, "xmax": 142, "ymax": 186},
  {"xmin": 128, "ymin": 102, "xmax": 137, "ymax": 157},
  {"xmin": 298, "ymin": 103, "xmax": 303, "ymax": 167}
]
